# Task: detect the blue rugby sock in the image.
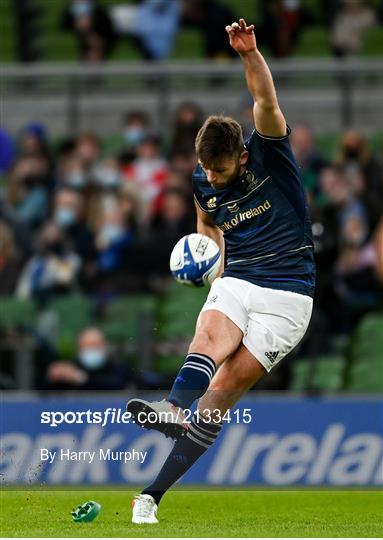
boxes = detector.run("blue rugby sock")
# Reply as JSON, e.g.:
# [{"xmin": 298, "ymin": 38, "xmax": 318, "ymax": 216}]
[
  {"xmin": 167, "ymin": 353, "xmax": 216, "ymax": 410},
  {"xmin": 142, "ymin": 412, "xmax": 223, "ymax": 505}
]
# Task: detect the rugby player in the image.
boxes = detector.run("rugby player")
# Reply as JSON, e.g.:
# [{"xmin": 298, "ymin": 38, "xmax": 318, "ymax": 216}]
[{"xmin": 128, "ymin": 18, "xmax": 315, "ymax": 524}]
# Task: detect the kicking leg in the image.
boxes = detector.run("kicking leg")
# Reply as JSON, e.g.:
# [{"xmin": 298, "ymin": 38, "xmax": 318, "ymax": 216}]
[
  {"xmin": 127, "ymin": 310, "xmax": 243, "ymax": 438},
  {"xmin": 138, "ymin": 344, "xmax": 265, "ymax": 511}
]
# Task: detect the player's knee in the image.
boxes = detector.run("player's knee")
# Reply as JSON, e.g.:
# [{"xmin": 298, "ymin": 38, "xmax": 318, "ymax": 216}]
[
  {"xmin": 189, "ymin": 327, "xmax": 220, "ymax": 358},
  {"xmin": 190, "ymin": 327, "xmax": 214, "ymax": 349}
]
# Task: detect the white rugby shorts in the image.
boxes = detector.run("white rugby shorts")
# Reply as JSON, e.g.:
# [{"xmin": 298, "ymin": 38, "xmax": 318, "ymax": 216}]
[{"xmin": 201, "ymin": 276, "xmax": 313, "ymax": 372}]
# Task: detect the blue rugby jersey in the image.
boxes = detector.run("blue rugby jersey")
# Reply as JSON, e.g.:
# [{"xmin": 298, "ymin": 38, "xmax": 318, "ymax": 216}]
[{"xmin": 192, "ymin": 127, "xmax": 316, "ymax": 297}]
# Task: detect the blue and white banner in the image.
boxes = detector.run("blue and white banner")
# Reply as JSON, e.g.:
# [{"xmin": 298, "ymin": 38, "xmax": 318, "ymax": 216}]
[{"xmin": 1, "ymin": 396, "xmax": 382, "ymax": 486}]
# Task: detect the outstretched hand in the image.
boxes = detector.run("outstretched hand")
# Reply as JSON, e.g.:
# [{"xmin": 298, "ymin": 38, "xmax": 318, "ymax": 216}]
[{"xmin": 225, "ymin": 18, "xmax": 257, "ymax": 55}]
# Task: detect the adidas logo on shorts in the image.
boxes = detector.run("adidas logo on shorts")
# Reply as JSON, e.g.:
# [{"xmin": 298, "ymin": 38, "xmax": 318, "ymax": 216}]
[{"xmin": 265, "ymin": 351, "xmax": 279, "ymax": 363}]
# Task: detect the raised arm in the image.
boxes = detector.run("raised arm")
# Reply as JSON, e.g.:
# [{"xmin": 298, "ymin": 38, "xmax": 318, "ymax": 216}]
[
  {"xmin": 225, "ymin": 18, "xmax": 286, "ymax": 138},
  {"xmin": 195, "ymin": 203, "xmax": 225, "ymax": 277}
]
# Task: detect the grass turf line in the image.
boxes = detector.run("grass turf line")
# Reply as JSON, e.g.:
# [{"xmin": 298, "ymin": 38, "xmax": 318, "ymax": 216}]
[{"xmin": 0, "ymin": 489, "xmax": 382, "ymax": 537}]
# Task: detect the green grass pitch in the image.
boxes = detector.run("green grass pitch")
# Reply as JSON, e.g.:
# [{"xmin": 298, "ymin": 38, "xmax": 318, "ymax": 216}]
[{"xmin": 1, "ymin": 488, "xmax": 382, "ymax": 537}]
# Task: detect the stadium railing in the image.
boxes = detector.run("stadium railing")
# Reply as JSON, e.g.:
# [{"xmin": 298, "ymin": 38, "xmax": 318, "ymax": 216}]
[{"xmin": 1, "ymin": 58, "xmax": 382, "ymax": 135}]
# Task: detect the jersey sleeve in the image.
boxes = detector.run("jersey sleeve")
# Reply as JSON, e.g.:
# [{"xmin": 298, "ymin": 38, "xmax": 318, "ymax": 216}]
[
  {"xmin": 246, "ymin": 126, "xmax": 307, "ymax": 221},
  {"xmin": 245, "ymin": 125, "xmax": 296, "ymax": 174}
]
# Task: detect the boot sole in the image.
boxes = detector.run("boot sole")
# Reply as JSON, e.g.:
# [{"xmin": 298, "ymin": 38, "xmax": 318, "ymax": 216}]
[{"xmin": 127, "ymin": 399, "xmax": 187, "ymax": 440}]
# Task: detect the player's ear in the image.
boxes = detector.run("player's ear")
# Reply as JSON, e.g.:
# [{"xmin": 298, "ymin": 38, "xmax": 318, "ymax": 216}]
[{"xmin": 239, "ymin": 150, "xmax": 249, "ymax": 165}]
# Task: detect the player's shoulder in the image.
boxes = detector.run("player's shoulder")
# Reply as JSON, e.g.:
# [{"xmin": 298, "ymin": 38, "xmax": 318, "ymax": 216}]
[{"xmin": 245, "ymin": 125, "xmax": 292, "ymax": 150}]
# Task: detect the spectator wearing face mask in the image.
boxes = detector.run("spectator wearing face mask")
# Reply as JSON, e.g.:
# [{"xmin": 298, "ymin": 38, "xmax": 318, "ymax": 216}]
[
  {"xmin": 84, "ymin": 158, "xmax": 123, "ymax": 231},
  {"xmin": 336, "ymin": 130, "xmax": 383, "ymax": 231},
  {"xmin": 53, "ymin": 188, "xmax": 96, "ymax": 264},
  {"xmin": 45, "ymin": 327, "xmax": 132, "ymax": 390},
  {"xmin": 15, "ymin": 222, "xmax": 81, "ymax": 301},
  {"xmin": 92, "ymin": 206, "xmax": 134, "ymax": 295},
  {"xmin": 61, "ymin": 0, "xmax": 116, "ymax": 62},
  {"xmin": 119, "ymin": 111, "xmax": 151, "ymax": 165},
  {"xmin": 57, "ymin": 154, "xmax": 88, "ymax": 191},
  {"xmin": 122, "ymin": 133, "xmax": 169, "ymax": 223},
  {"xmin": 92, "ymin": 158, "xmax": 122, "ymax": 191}
]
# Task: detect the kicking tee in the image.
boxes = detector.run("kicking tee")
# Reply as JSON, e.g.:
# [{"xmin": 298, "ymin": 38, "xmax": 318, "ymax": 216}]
[{"xmin": 192, "ymin": 128, "xmax": 316, "ymax": 298}]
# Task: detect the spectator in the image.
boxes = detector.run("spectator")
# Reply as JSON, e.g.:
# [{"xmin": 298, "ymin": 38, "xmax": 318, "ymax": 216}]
[
  {"xmin": 56, "ymin": 153, "xmax": 88, "ymax": 190},
  {"xmin": 84, "ymin": 157, "xmax": 123, "ymax": 230},
  {"xmin": 334, "ymin": 212, "xmax": 383, "ymax": 330},
  {"xmin": 91, "ymin": 205, "xmax": 134, "ymax": 295},
  {"xmin": 4, "ymin": 156, "xmax": 50, "ymax": 229},
  {"xmin": 75, "ymin": 132, "xmax": 102, "ymax": 171},
  {"xmin": 96, "ymin": 206, "xmax": 133, "ymax": 272},
  {"xmin": 19, "ymin": 123, "xmax": 50, "ymax": 160},
  {"xmin": 164, "ymin": 168, "xmax": 193, "ymax": 198},
  {"xmin": 131, "ymin": 188, "xmax": 194, "ymax": 281},
  {"xmin": 122, "ymin": 133, "xmax": 169, "ymax": 222},
  {"xmin": 169, "ymin": 151, "xmax": 198, "ymax": 184},
  {"xmin": 53, "ymin": 188, "xmax": 97, "ymax": 265},
  {"xmin": 181, "ymin": 0, "xmax": 238, "ymax": 59},
  {"xmin": 0, "ymin": 220, "xmax": 25, "ymax": 295},
  {"xmin": 16, "ymin": 222, "xmax": 81, "ymax": 301},
  {"xmin": 118, "ymin": 0, "xmax": 181, "ymax": 60},
  {"xmin": 61, "ymin": 0, "xmax": 116, "ymax": 62},
  {"xmin": 258, "ymin": 0, "xmax": 312, "ymax": 57},
  {"xmin": 92, "ymin": 157, "xmax": 122, "ymax": 191},
  {"xmin": 291, "ymin": 124, "xmax": 327, "ymax": 195},
  {"xmin": 171, "ymin": 102, "xmax": 204, "ymax": 154},
  {"xmin": 118, "ymin": 182, "xmax": 144, "ymax": 231},
  {"xmin": 319, "ymin": 165, "xmax": 368, "ymax": 231},
  {"xmin": 330, "ymin": 0, "xmax": 377, "ymax": 57},
  {"xmin": 119, "ymin": 110, "xmax": 151, "ymax": 165},
  {"xmin": 336, "ymin": 130, "xmax": 383, "ymax": 230},
  {"xmin": 45, "ymin": 327, "xmax": 132, "ymax": 390},
  {"xmin": 312, "ymin": 165, "xmax": 371, "ymax": 332}
]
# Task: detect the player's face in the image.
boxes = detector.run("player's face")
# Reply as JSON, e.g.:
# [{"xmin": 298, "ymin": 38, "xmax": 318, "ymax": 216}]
[{"xmin": 200, "ymin": 151, "xmax": 248, "ymax": 190}]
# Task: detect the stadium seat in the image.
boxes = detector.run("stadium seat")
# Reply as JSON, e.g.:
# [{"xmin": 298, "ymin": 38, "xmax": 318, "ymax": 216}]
[
  {"xmin": 311, "ymin": 356, "xmax": 346, "ymax": 392},
  {"xmin": 156, "ymin": 281, "xmax": 207, "ymax": 339},
  {"xmin": 289, "ymin": 355, "xmax": 346, "ymax": 392},
  {"xmin": 0, "ymin": 297, "xmax": 36, "ymax": 329},
  {"xmin": 48, "ymin": 295, "xmax": 92, "ymax": 357},
  {"xmin": 345, "ymin": 313, "xmax": 383, "ymax": 393},
  {"xmin": 288, "ymin": 358, "xmax": 314, "ymax": 392},
  {"xmin": 154, "ymin": 281, "xmax": 208, "ymax": 374},
  {"xmin": 100, "ymin": 295, "xmax": 157, "ymax": 370}
]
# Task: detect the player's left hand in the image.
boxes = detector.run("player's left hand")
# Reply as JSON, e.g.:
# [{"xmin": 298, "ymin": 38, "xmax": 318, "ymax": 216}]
[{"xmin": 225, "ymin": 18, "xmax": 257, "ymax": 55}]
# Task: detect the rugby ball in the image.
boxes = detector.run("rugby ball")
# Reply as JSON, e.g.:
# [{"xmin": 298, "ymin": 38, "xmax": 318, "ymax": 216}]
[{"xmin": 169, "ymin": 233, "xmax": 221, "ymax": 287}]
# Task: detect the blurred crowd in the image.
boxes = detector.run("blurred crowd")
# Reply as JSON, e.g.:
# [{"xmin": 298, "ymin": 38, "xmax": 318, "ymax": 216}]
[
  {"xmin": 0, "ymin": 104, "xmax": 201, "ymax": 301},
  {"xmin": 61, "ymin": 0, "xmax": 382, "ymax": 62},
  {"xmin": 0, "ymin": 101, "xmax": 382, "ymax": 390}
]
